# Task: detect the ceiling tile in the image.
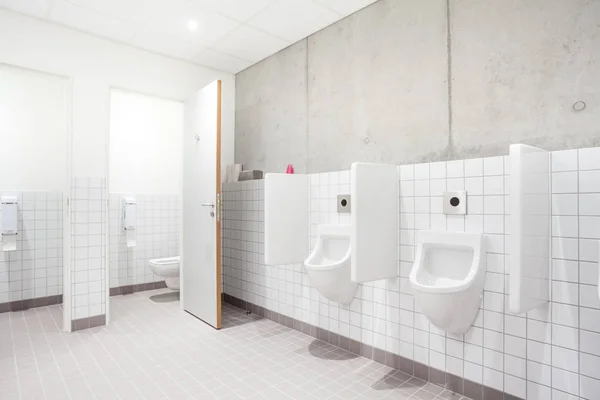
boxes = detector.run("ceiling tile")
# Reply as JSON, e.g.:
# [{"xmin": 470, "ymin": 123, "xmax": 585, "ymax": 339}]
[
  {"xmin": 211, "ymin": 25, "xmax": 289, "ymax": 63},
  {"xmin": 247, "ymin": 0, "xmax": 340, "ymax": 42},
  {"xmin": 3, "ymin": 0, "xmax": 370, "ymax": 74},
  {"xmin": 49, "ymin": 0, "xmax": 138, "ymax": 42},
  {"xmin": 192, "ymin": 48, "xmax": 252, "ymax": 74},
  {"xmin": 66, "ymin": 0, "xmax": 159, "ymax": 24},
  {"xmin": 130, "ymin": 29, "xmax": 205, "ymax": 60},
  {"xmin": 139, "ymin": 0, "xmax": 240, "ymax": 48},
  {"xmin": 0, "ymin": 0, "xmax": 50, "ymax": 18},
  {"xmin": 313, "ymin": 0, "xmax": 377, "ymax": 16},
  {"xmin": 194, "ymin": 0, "xmax": 273, "ymax": 22}
]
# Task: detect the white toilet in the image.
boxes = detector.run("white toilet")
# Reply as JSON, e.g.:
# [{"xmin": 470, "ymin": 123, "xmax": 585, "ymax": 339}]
[
  {"xmin": 410, "ymin": 231, "xmax": 486, "ymax": 334},
  {"xmin": 304, "ymin": 224, "xmax": 357, "ymax": 304},
  {"xmin": 149, "ymin": 256, "xmax": 180, "ymax": 290}
]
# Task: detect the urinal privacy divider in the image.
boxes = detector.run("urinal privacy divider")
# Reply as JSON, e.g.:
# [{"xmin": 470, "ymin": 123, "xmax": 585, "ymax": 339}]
[
  {"xmin": 350, "ymin": 163, "xmax": 399, "ymax": 283},
  {"xmin": 509, "ymin": 144, "xmax": 551, "ymax": 314},
  {"xmin": 264, "ymin": 174, "xmax": 310, "ymax": 265}
]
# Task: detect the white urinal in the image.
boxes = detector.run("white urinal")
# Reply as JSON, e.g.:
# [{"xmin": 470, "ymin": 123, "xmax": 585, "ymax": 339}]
[
  {"xmin": 410, "ymin": 231, "xmax": 486, "ymax": 334},
  {"xmin": 304, "ymin": 224, "xmax": 357, "ymax": 304}
]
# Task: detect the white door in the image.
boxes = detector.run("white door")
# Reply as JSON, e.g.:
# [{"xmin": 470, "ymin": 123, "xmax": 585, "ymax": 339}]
[{"xmin": 182, "ymin": 80, "xmax": 222, "ymax": 328}]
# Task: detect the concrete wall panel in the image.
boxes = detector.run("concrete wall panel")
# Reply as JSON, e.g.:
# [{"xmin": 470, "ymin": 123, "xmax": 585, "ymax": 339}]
[
  {"xmin": 451, "ymin": 0, "xmax": 600, "ymax": 158},
  {"xmin": 234, "ymin": 0, "xmax": 600, "ymax": 172},
  {"xmin": 307, "ymin": 0, "xmax": 449, "ymax": 172},
  {"xmin": 235, "ymin": 40, "xmax": 308, "ymax": 173}
]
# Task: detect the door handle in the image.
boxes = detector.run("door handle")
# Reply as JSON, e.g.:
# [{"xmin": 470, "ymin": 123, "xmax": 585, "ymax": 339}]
[{"xmin": 201, "ymin": 203, "xmax": 215, "ymax": 207}]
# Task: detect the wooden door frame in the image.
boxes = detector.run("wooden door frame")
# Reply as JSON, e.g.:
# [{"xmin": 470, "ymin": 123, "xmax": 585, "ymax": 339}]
[
  {"xmin": 215, "ymin": 80, "xmax": 222, "ymax": 329},
  {"xmin": 181, "ymin": 79, "xmax": 223, "ymax": 329}
]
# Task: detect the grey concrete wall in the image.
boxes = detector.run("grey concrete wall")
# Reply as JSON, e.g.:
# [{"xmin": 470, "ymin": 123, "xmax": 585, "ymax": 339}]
[
  {"xmin": 235, "ymin": 40, "xmax": 308, "ymax": 173},
  {"xmin": 235, "ymin": 0, "xmax": 600, "ymax": 173},
  {"xmin": 307, "ymin": 0, "xmax": 449, "ymax": 171},
  {"xmin": 451, "ymin": 0, "xmax": 600, "ymax": 158}
]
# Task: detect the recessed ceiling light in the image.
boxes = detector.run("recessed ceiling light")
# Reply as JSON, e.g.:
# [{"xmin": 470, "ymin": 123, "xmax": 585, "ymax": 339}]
[{"xmin": 188, "ymin": 20, "xmax": 198, "ymax": 32}]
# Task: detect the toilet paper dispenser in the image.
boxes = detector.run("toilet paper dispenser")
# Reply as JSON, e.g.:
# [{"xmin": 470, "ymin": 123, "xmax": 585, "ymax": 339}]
[
  {"xmin": 1, "ymin": 196, "xmax": 18, "ymax": 237},
  {"xmin": 122, "ymin": 197, "xmax": 136, "ymax": 231},
  {"xmin": 1, "ymin": 196, "xmax": 18, "ymax": 252}
]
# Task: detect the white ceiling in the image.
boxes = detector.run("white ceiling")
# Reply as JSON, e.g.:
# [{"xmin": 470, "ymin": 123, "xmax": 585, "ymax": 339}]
[{"xmin": 0, "ymin": 0, "xmax": 378, "ymax": 74}]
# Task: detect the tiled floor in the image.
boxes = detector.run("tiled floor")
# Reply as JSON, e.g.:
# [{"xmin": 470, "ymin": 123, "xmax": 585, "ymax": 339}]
[{"xmin": 0, "ymin": 289, "xmax": 472, "ymax": 400}]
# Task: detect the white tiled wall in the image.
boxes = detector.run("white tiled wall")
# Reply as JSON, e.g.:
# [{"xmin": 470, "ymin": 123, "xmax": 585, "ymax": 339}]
[
  {"xmin": 550, "ymin": 148, "xmax": 600, "ymax": 400},
  {"xmin": 108, "ymin": 194, "xmax": 179, "ymax": 288},
  {"xmin": 399, "ymin": 157, "xmax": 516, "ymax": 394},
  {"xmin": 0, "ymin": 191, "xmax": 63, "ymax": 303},
  {"xmin": 70, "ymin": 177, "xmax": 106, "ymax": 320},
  {"xmin": 223, "ymin": 146, "xmax": 600, "ymax": 400}
]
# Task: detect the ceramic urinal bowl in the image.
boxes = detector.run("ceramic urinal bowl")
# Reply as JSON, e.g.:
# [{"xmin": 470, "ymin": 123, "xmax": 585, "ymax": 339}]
[
  {"xmin": 409, "ymin": 231, "xmax": 486, "ymax": 334},
  {"xmin": 304, "ymin": 225, "xmax": 357, "ymax": 304}
]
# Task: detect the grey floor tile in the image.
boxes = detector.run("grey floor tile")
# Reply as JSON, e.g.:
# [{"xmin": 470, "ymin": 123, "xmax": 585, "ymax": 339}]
[
  {"xmin": 437, "ymin": 389, "xmax": 467, "ymax": 399},
  {"xmin": 421, "ymin": 382, "xmax": 446, "ymax": 395},
  {"xmin": 0, "ymin": 289, "xmax": 469, "ymax": 400},
  {"xmin": 409, "ymin": 388, "xmax": 439, "ymax": 400}
]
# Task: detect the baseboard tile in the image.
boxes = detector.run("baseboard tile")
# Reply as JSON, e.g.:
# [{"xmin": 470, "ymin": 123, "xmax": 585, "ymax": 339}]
[
  {"xmin": 109, "ymin": 281, "xmax": 167, "ymax": 296},
  {"xmin": 71, "ymin": 314, "xmax": 106, "ymax": 332},
  {"xmin": 0, "ymin": 294, "xmax": 63, "ymax": 314}
]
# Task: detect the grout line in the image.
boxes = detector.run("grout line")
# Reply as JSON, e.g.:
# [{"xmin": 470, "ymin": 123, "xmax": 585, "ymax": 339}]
[
  {"xmin": 40, "ymin": 305, "xmax": 75, "ymax": 400},
  {"xmin": 446, "ymin": 0, "xmax": 454, "ymax": 158},
  {"xmin": 576, "ymin": 150, "xmax": 581, "ymax": 397},
  {"xmin": 305, "ymin": 37, "xmax": 310, "ymax": 174}
]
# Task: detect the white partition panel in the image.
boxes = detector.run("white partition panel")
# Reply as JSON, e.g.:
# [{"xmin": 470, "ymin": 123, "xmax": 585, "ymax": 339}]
[
  {"xmin": 351, "ymin": 163, "xmax": 399, "ymax": 282},
  {"xmin": 509, "ymin": 144, "xmax": 550, "ymax": 313},
  {"xmin": 264, "ymin": 174, "xmax": 309, "ymax": 265}
]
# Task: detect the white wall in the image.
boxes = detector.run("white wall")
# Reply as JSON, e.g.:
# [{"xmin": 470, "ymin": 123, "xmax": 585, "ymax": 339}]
[
  {"xmin": 0, "ymin": 8, "xmax": 235, "ymax": 178},
  {"xmin": 0, "ymin": 64, "xmax": 68, "ymax": 191},
  {"xmin": 109, "ymin": 90, "xmax": 183, "ymax": 195},
  {"xmin": 0, "ymin": 8, "xmax": 234, "ymax": 326}
]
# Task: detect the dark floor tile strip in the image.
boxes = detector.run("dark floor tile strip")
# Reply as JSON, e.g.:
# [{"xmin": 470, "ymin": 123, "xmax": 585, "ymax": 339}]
[
  {"xmin": 71, "ymin": 314, "xmax": 106, "ymax": 332},
  {"xmin": 0, "ymin": 294, "xmax": 63, "ymax": 314},
  {"xmin": 414, "ymin": 361, "xmax": 429, "ymax": 380},
  {"xmin": 447, "ymin": 373, "xmax": 464, "ymax": 395},
  {"xmin": 222, "ymin": 293, "xmax": 524, "ymax": 400},
  {"xmin": 430, "ymin": 366, "xmax": 446, "ymax": 387},
  {"xmin": 504, "ymin": 394, "xmax": 525, "ymax": 400},
  {"xmin": 109, "ymin": 281, "xmax": 167, "ymax": 296},
  {"xmin": 400, "ymin": 356, "xmax": 414, "ymax": 376},
  {"xmin": 464, "ymin": 379, "xmax": 484, "ymax": 400},
  {"xmin": 483, "ymin": 387, "xmax": 505, "ymax": 400}
]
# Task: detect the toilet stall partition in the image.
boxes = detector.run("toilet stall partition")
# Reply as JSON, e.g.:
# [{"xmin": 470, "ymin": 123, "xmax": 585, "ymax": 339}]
[{"xmin": 69, "ymin": 177, "xmax": 107, "ymax": 331}]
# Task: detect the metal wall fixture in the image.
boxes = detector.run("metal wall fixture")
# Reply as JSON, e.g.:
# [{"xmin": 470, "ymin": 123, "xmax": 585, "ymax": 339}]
[
  {"xmin": 443, "ymin": 191, "xmax": 466, "ymax": 215},
  {"xmin": 337, "ymin": 194, "xmax": 351, "ymax": 213}
]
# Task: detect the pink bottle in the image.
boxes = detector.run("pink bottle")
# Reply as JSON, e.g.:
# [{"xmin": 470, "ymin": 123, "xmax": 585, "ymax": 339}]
[{"xmin": 286, "ymin": 164, "xmax": 294, "ymax": 174}]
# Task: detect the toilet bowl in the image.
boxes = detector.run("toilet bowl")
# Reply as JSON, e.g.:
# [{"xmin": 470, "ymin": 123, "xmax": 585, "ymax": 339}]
[
  {"xmin": 304, "ymin": 224, "xmax": 357, "ymax": 304},
  {"xmin": 149, "ymin": 256, "xmax": 180, "ymax": 290},
  {"xmin": 410, "ymin": 231, "xmax": 486, "ymax": 333}
]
